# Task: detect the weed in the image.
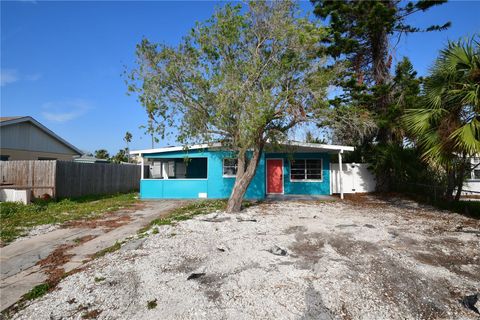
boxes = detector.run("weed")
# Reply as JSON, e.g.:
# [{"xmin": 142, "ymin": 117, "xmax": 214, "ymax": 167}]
[
  {"xmin": 0, "ymin": 193, "xmax": 139, "ymax": 244},
  {"xmin": 152, "ymin": 227, "xmax": 159, "ymax": 234},
  {"xmin": 147, "ymin": 299, "xmax": 158, "ymax": 309},
  {"xmin": 140, "ymin": 199, "xmax": 228, "ymax": 233},
  {"xmin": 94, "ymin": 277, "xmax": 106, "ymax": 282},
  {"xmin": 93, "ymin": 241, "xmax": 122, "ymax": 259},
  {"xmin": 23, "ymin": 283, "xmax": 50, "ymax": 300}
]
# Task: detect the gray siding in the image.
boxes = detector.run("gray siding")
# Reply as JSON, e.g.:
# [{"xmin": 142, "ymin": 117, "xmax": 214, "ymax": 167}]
[{"xmin": 0, "ymin": 122, "xmax": 77, "ymax": 155}]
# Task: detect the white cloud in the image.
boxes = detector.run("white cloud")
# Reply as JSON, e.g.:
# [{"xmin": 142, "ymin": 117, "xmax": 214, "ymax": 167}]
[
  {"xmin": 41, "ymin": 99, "xmax": 92, "ymax": 123},
  {"xmin": 25, "ymin": 73, "xmax": 42, "ymax": 81},
  {"xmin": 1, "ymin": 69, "xmax": 42, "ymax": 86},
  {"xmin": 1, "ymin": 69, "xmax": 19, "ymax": 86}
]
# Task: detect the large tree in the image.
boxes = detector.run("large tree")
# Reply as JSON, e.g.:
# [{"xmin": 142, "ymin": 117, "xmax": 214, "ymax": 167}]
[
  {"xmin": 311, "ymin": 0, "xmax": 450, "ymax": 189},
  {"xmin": 128, "ymin": 1, "xmax": 332, "ymax": 212},
  {"xmin": 403, "ymin": 36, "xmax": 480, "ymax": 200}
]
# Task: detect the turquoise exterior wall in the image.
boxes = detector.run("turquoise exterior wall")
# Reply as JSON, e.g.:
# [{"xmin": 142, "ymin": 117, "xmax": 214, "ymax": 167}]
[
  {"xmin": 265, "ymin": 153, "xmax": 330, "ymax": 195},
  {"xmin": 140, "ymin": 149, "xmax": 330, "ymax": 199},
  {"xmin": 140, "ymin": 149, "xmax": 265, "ymax": 200}
]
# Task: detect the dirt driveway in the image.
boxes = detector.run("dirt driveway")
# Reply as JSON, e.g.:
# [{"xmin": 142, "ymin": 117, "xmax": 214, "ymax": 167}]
[{"xmin": 10, "ymin": 196, "xmax": 480, "ymax": 319}]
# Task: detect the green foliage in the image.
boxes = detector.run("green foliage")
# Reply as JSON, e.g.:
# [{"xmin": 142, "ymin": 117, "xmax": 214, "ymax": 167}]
[
  {"xmin": 128, "ymin": 0, "xmax": 332, "ymax": 153},
  {"xmin": 403, "ymin": 36, "xmax": 480, "ymax": 166},
  {"xmin": 111, "ymin": 148, "xmax": 129, "ymax": 163},
  {"xmin": 311, "ymin": 0, "xmax": 448, "ymax": 150},
  {"xmin": 312, "ymin": 0, "xmax": 449, "ymax": 86},
  {"xmin": 128, "ymin": 1, "xmax": 333, "ymax": 210},
  {"xmin": 368, "ymin": 144, "xmax": 444, "ymax": 189},
  {"xmin": 123, "ymin": 131, "xmax": 133, "ymax": 144},
  {"xmin": 94, "ymin": 149, "xmax": 110, "ymax": 160},
  {"xmin": 0, "ymin": 193, "xmax": 138, "ymax": 244},
  {"xmin": 140, "ymin": 200, "xmax": 228, "ymax": 232},
  {"xmin": 93, "ymin": 241, "xmax": 122, "ymax": 258},
  {"xmin": 24, "ymin": 283, "xmax": 50, "ymax": 300}
]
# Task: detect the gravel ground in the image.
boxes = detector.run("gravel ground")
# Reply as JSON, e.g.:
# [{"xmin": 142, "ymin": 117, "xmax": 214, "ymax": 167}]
[{"xmin": 12, "ymin": 196, "xmax": 480, "ymax": 320}]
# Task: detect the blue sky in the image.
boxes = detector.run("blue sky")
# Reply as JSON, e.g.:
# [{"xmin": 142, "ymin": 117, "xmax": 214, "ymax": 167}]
[{"xmin": 1, "ymin": 1, "xmax": 479, "ymax": 155}]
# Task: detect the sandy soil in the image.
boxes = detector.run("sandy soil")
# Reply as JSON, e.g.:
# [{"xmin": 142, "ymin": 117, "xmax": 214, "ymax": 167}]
[{"xmin": 12, "ymin": 196, "xmax": 480, "ymax": 320}]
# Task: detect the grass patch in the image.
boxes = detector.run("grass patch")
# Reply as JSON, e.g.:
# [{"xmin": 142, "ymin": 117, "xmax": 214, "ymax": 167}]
[
  {"xmin": 93, "ymin": 241, "xmax": 122, "ymax": 259},
  {"xmin": 147, "ymin": 299, "xmax": 158, "ymax": 309},
  {"xmin": 23, "ymin": 283, "xmax": 50, "ymax": 300},
  {"xmin": 94, "ymin": 276, "xmax": 106, "ymax": 282},
  {"xmin": 0, "ymin": 193, "xmax": 138, "ymax": 244},
  {"xmin": 139, "ymin": 199, "xmax": 229, "ymax": 233}
]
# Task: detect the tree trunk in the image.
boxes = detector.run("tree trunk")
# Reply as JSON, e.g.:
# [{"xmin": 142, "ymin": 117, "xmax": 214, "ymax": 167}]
[
  {"xmin": 444, "ymin": 168, "xmax": 455, "ymax": 201},
  {"xmin": 454, "ymin": 156, "xmax": 467, "ymax": 201},
  {"xmin": 226, "ymin": 144, "xmax": 264, "ymax": 213}
]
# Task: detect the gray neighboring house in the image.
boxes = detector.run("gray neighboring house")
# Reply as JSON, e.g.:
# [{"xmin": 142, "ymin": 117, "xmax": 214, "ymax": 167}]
[
  {"xmin": 0, "ymin": 116, "xmax": 82, "ymax": 161},
  {"xmin": 74, "ymin": 155, "xmax": 110, "ymax": 163}
]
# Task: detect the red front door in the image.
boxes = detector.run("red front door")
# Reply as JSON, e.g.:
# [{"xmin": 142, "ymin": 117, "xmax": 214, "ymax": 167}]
[{"xmin": 267, "ymin": 159, "xmax": 283, "ymax": 194}]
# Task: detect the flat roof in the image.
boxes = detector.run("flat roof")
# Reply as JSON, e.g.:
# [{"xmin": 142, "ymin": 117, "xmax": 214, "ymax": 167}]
[{"xmin": 130, "ymin": 141, "xmax": 354, "ymax": 155}]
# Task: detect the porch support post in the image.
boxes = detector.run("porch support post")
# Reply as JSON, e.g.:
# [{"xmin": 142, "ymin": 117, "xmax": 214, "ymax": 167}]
[
  {"xmin": 338, "ymin": 150, "xmax": 344, "ymax": 200},
  {"xmin": 140, "ymin": 154, "xmax": 144, "ymax": 179}
]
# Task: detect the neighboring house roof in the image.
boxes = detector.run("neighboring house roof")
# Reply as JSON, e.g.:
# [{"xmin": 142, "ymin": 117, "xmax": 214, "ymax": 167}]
[
  {"xmin": 0, "ymin": 116, "xmax": 83, "ymax": 155},
  {"xmin": 73, "ymin": 155, "xmax": 110, "ymax": 163},
  {"xmin": 130, "ymin": 141, "xmax": 354, "ymax": 155}
]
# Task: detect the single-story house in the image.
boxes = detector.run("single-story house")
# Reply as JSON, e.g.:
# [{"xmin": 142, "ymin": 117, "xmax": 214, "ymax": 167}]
[
  {"xmin": 130, "ymin": 141, "xmax": 354, "ymax": 200},
  {"xmin": 0, "ymin": 116, "xmax": 82, "ymax": 161}
]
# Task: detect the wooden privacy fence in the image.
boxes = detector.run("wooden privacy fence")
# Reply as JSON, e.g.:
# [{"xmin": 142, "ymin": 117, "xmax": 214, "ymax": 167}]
[{"xmin": 0, "ymin": 160, "xmax": 141, "ymax": 199}]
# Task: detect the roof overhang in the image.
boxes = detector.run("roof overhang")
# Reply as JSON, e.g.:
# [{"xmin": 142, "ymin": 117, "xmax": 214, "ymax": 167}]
[
  {"xmin": 0, "ymin": 116, "xmax": 83, "ymax": 155},
  {"xmin": 130, "ymin": 141, "xmax": 353, "ymax": 156},
  {"xmin": 268, "ymin": 141, "xmax": 354, "ymax": 154}
]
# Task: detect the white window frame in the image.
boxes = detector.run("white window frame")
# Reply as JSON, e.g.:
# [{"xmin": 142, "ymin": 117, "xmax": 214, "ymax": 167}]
[
  {"xmin": 223, "ymin": 158, "xmax": 238, "ymax": 178},
  {"xmin": 290, "ymin": 159, "xmax": 323, "ymax": 182},
  {"xmin": 144, "ymin": 158, "xmax": 208, "ymax": 180}
]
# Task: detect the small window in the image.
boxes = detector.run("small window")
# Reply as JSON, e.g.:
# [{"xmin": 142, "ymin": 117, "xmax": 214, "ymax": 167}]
[
  {"xmin": 290, "ymin": 159, "xmax": 323, "ymax": 181},
  {"xmin": 223, "ymin": 158, "xmax": 238, "ymax": 177}
]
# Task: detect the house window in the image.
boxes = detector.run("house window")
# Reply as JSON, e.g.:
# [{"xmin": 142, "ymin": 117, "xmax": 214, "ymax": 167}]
[
  {"xmin": 290, "ymin": 159, "xmax": 323, "ymax": 181},
  {"xmin": 223, "ymin": 158, "xmax": 238, "ymax": 177},
  {"xmin": 146, "ymin": 158, "xmax": 207, "ymax": 179}
]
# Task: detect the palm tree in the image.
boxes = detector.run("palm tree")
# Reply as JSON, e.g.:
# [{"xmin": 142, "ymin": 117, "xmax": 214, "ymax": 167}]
[
  {"xmin": 403, "ymin": 35, "xmax": 480, "ymax": 200},
  {"xmin": 123, "ymin": 131, "xmax": 133, "ymax": 162}
]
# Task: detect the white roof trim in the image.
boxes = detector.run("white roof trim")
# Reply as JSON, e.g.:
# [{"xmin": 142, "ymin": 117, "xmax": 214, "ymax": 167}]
[
  {"xmin": 279, "ymin": 141, "xmax": 354, "ymax": 152},
  {"xmin": 0, "ymin": 116, "xmax": 83, "ymax": 155},
  {"xmin": 130, "ymin": 142, "xmax": 223, "ymax": 155},
  {"xmin": 130, "ymin": 141, "xmax": 354, "ymax": 155}
]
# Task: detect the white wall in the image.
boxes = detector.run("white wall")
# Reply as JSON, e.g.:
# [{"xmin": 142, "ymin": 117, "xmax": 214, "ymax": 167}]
[
  {"xmin": 462, "ymin": 180, "xmax": 480, "ymax": 196},
  {"xmin": 0, "ymin": 189, "xmax": 31, "ymax": 204},
  {"xmin": 330, "ymin": 163, "xmax": 376, "ymax": 194}
]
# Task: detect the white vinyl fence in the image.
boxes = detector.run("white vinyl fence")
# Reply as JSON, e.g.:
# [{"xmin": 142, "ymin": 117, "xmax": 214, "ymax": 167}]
[{"xmin": 330, "ymin": 163, "xmax": 376, "ymax": 194}]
